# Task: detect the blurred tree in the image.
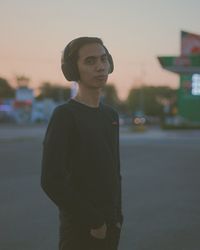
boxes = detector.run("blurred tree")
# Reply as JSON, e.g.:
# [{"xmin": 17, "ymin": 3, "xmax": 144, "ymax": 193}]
[
  {"xmin": 0, "ymin": 77, "xmax": 15, "ymax": 98},
  {"xmin": 126, "ymin": 86, "xmax": 177, "ymax": 117},
  {"xmin": 102, "ymin": 84, "xmax": 121, "ymax": 109},
  {"xmin": 36, "ymin": 82, "xmax": 71, "ymax": 101},
  {"xmin": 16, "ymin": 75, "xmax": 30, "ymax": 88},
  {"xmin": 117, "ymin": 101, "xmax": 129, "ymax": 114}
]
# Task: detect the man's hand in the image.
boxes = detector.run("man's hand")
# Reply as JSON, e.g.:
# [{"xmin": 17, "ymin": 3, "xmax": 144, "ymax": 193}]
[{"xmin": 90, "ymin": 223, "xmax": 107, "ymax": 239}]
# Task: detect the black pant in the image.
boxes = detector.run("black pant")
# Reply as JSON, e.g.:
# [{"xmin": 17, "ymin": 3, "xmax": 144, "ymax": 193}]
[{"xmin": 59, "ymin": 220, "xmax": 121, "ymax": 250}]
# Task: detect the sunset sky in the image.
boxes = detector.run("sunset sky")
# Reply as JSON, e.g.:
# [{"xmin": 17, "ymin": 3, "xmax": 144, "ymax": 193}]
[{"xmin": 1, "ymin": 0, "xmax": 200, "ymax": 99}]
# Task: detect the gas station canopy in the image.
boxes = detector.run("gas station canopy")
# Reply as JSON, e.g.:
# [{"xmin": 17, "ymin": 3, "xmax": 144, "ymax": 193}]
[{"xmin": 158, "ymin": 55, "xmax": 200, "ymax": 74}]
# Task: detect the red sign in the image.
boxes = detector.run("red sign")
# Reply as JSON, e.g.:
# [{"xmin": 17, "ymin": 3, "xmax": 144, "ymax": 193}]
[{"xmin": 181, "ymin": 31, "xmax": 200, "ymax": 56}]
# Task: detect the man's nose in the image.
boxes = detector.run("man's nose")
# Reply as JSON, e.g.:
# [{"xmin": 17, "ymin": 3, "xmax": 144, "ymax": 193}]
[{"xmin": 96, "ymin": 60, "xmax": 105, "ymax": 71}]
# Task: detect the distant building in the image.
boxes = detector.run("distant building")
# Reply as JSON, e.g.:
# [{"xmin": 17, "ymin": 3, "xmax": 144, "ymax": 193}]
[
  {"xmin": 31, "ymin": 98, "xmax": 57, "ymax": 123},
  {"xmin": 158, "ymin": 31, "xmax": 200, "ymax": 124},
  {"xmin": 13, "ymin": 87, "xmax": 34, "ymax": 123}
]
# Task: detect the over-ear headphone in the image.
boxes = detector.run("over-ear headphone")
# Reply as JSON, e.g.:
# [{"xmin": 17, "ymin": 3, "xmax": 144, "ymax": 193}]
[{"xmin": 61, "ymin": 37, "xmax": 114, "ymax": 82}]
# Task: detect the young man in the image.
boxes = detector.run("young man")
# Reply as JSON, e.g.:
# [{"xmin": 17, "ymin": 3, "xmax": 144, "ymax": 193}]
[{"xmin": 41, "ymin": 37, "xmax": 123, "ymax": 250}]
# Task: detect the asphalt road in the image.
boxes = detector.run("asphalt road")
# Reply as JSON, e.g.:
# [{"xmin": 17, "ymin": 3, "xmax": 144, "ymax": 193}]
[{"xmin": 0, "ymin": 125, "xmax": 200, "ymax": 250}]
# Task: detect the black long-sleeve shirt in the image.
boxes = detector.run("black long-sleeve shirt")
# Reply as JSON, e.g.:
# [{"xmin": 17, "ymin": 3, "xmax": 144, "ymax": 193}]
[{"xmin": 41, "ymin": 98, "xmax": 123, "ymax": 228}]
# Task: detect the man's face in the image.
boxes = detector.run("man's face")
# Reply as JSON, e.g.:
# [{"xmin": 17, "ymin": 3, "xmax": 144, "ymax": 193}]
[{"xmin": 77, "ymin": 43, "xmax": 110, "ymax": 89}]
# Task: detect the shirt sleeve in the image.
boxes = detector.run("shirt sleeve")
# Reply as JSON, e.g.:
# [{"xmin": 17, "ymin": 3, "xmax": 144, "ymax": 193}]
[{"xmin": 41, "ymin": 106, "xmax": 105, "ymax": 228}]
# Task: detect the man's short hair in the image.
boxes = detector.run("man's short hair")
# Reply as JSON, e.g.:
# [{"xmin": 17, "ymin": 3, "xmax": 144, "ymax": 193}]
[{"xmin": 61, "ymin": 37, "xmax": 114, "ymax": 81}]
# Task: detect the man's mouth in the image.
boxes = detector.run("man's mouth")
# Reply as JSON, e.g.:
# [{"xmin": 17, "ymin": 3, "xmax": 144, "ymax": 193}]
[{"xmin": 95, "ymin": 75, "xmax": 108, "ymax": 80}]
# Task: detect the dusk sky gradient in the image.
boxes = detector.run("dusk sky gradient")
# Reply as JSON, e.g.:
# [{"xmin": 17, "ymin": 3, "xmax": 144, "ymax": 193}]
[{"xmin": 1, "ymin": 0, "xmax": 200, "ymax": 99}]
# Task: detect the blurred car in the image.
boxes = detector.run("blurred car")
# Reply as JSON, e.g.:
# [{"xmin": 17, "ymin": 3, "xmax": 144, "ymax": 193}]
[
  {"xmin": 119, "ymin": 114, "xmax": 132, "ymax": 126},
  {"xmin": 132, "ymin": 111, "xmax": 147, "ymax": 126}
]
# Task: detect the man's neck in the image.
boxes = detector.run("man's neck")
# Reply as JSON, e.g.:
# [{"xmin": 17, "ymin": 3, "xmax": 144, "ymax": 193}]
[{"xmin": 74, "ymin": 87, "xmax": 101, "ymax": 108}]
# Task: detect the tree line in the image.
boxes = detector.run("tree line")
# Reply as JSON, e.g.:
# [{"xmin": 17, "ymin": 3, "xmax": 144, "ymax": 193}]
[{"xmin": 0, "ymin": 76, "xmax": 177, "ymax": 117}]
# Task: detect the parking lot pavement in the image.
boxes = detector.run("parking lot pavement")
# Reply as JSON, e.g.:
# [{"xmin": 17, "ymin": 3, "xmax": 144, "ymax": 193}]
[
  {"xmin": 1, "ymin": 124, "xmax": 200, "ymax": 250},
  {"xmin": 1, "ymin": 124, "xmax": 200, "ymax": 142},
  {"xmin": 0, "ymin": 124, "xmax": 47, "ymax": 141}
]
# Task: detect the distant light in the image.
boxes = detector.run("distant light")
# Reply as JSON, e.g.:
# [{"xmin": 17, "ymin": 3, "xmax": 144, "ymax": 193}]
[
  {"xmin": 134, "ymin": 117, "xmax": 141, "ymax": 125},
  {"xmin": 0, "ymin": 105, "xmax": 12, "ymax": 112},
  {"xmin": 191, "ymin": 74, "xmax": 200, "ymax": 95},
  {"xmin": 71, "ymin": 82, "xmax": 78, "ymax": 98},
  {"xmin": 133, "ymin": 117, "xmax": 146, "ymax": 125},
  {"xmin": 140, "ymin": 117, "xmax": 146, "ymax": 124}
]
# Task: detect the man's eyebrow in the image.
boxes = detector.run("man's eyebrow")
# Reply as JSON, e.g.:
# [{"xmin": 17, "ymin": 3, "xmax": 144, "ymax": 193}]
[
  {"xmin": 84, "ymin": 56, "xmax": 96, "ymax": 61},
  {"xmin": 84, "ymin": 53, "xmax": 107, "ymax": 60}
]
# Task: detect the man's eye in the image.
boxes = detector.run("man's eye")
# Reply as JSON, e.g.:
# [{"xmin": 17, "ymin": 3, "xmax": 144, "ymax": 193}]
[
  {"xmin": 86, "ymin": 58, "xmax": 95, "ymax": 64},
  {"xmin": 101, "ymin": 56, "xmax": 108, "ymax": 63}
]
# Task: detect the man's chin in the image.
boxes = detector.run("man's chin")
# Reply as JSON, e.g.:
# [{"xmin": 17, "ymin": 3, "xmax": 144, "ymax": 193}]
[
  {"xmin": 92, "ymin": 80, "xmax": 107, "ymax": 89},
  {"xmin": 82, "ymin": 79, "xmax": 107, "ymax": 89}
]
